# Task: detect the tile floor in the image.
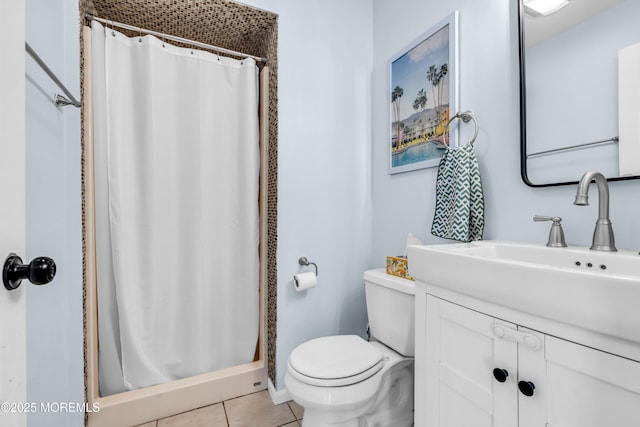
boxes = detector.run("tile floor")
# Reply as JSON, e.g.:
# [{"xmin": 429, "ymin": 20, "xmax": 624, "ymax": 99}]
[{"xmin": 135, "ymin": 390, "xmax": 304, "ymax": 427}]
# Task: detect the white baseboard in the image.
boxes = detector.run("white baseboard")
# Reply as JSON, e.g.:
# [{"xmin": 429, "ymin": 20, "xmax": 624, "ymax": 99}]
[{"xmin": 267, "ymin": 378, "xmax": 291, "ymax": 405}]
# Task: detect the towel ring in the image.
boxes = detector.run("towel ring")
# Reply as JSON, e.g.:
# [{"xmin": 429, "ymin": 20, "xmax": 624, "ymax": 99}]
[{"xmin": 444, "ymin": 111, "xmax": 478, "ymax": 147}]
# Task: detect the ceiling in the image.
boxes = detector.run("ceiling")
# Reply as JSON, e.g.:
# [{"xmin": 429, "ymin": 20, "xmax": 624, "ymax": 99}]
[{"xmin": 524, "ymin": 0, "xmax": 625, "ymax": 47}]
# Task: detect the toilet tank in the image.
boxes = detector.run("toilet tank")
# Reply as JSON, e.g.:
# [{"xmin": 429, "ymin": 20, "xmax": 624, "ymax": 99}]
[{"xmin": 364, "ymin": 269, "xmax": 415, "ymax": 357}]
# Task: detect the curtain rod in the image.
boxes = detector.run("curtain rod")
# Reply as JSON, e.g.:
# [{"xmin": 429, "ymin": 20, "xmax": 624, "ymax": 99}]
[
  {"xmin": 86, "ymin": 14, "xmax": 267, "ymax": 63},
  {"xmin": 25, "ymin": 42, "xmax": 81, "ymax": 108}
]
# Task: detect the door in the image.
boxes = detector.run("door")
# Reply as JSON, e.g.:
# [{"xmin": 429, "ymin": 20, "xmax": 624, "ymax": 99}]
[
  {"xmin": 425, "ymin": 296, "xmax": 518, "ymax": 427},
  {"xmin": 515, "ymin": 326, "xmax": 546, "ymax": 427},
  {"xmin": 0, "ymin": 1, "xmax": 27, "ymax": 426},
  {"xmin": 522, "ymin": 334, "xmax": 640, "ymax": 427}
]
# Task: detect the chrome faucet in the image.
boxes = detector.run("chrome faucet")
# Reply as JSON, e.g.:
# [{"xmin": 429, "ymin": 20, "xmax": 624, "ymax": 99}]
[
  {"xmin": 533, "ymin": 215, "xmax": 567, "ymax": 247},
  {"xmin": 573, "ymin": 171, "xmax": 616, "ymax": 251}
]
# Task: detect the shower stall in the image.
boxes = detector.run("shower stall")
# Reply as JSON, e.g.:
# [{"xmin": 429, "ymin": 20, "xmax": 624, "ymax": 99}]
[{"xmin": 80, "ymin": 1, "xmax": 278, "ymax": 426}]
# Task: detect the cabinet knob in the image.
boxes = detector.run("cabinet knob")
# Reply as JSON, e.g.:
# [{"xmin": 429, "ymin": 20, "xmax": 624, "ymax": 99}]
[
  {"xmin": 492, "ymin": 368, "xmax": 509, "ymax": 383},
  {"xmin": 518, "ymin": 380, "xmax": 536, "ymax": 397},
  {"xmin": 3, "ymin": 253, "xmax": 56, "ymax": 290}
]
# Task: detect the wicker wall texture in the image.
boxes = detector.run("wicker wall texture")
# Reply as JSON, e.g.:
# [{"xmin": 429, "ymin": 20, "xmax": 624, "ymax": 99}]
[{"xmin": 78, "ymin": 0, "xmax": 279, "ymax": 393}]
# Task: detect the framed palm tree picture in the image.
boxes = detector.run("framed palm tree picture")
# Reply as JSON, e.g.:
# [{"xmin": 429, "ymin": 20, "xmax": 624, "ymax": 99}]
[{"xmin": 389, "ymin": 11, "xmax": 459, "ymax": 174}]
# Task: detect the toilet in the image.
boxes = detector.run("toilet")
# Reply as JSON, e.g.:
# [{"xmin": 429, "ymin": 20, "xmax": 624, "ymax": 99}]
[{"xmin": 285, "ymin": 269, "xmax": 415, "ymax": 427}]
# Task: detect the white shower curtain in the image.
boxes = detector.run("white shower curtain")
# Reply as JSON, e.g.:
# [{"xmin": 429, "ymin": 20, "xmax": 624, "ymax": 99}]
[{"xmin": 91, "ymin": 21, "xmax": 260, "ymax": 395}]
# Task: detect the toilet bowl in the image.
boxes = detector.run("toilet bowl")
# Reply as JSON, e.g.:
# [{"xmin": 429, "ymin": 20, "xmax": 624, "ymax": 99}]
[{"xmin": 285, "ymin": 269, "xmax": 415, "ymax": 427}]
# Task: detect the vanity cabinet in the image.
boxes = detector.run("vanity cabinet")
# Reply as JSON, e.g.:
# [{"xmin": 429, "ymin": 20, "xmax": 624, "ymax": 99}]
[{"xmin": 418, "ymin": 295, "xmax": 640, "ymax": 427}]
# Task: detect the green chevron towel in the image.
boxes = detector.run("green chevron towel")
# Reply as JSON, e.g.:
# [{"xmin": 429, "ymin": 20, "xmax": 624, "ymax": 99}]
[{"xmin": 431, "ymin": 143, "xmax": 484, "ymax": 242}]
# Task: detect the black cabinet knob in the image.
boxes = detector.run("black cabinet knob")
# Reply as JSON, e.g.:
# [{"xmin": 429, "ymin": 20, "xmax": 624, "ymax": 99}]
[
  {"xmin": 518, "ymin": 380, "xmax": 536, "ymax": 397},
  {"xmin": 493, "ymin": 368, "xmax": 509, "ymax": 383},
  {"xmin": 3, "ymin": 253, "xmax": 56, "ymax": 290}
]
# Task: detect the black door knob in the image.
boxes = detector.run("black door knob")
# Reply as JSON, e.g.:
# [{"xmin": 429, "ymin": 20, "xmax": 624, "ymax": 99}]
[
  {"xmin": 3, "ymin": 253, "xmax": 56, "ymax": 290},
  {"xmin": 518, "ymin": 380, "xmax": 536, "ymax": 396},
  {"xmin": 493, "ymin": 368, "xmax": 509, "ymax": 383}
]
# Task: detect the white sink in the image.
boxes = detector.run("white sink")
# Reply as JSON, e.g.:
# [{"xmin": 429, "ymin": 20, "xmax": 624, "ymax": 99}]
[{"xmin": 408, "ymin": 240, "xmax": 640, "ymax": 345}]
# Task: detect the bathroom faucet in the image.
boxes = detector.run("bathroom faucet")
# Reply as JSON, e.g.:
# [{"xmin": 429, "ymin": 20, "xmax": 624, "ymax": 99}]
[
  {"xmin": 573, "ymin": 171, "xmax": 617, "ymax": 251},
  {"xmin": 533, "ymin": 215, "xmax": 567, "ymax": 247}
]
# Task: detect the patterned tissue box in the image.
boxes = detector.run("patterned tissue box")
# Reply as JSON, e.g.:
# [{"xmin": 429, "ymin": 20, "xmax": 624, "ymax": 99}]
[{"xmin": 385, "ymin": 256, "xmax": 414, "ymax": 281}]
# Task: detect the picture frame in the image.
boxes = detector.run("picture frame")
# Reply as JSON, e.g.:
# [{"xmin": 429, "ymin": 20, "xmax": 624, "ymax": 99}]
[{"xmin": 389, "ymin": 11, "xmax": 459, "ymax": 174}]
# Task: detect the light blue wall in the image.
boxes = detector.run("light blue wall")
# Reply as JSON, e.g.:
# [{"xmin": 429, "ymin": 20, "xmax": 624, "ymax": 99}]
[
  {"xmin": 25, "ymin": 0, "xmax": 84, "ymax": 425},
  {"xmin": 240, "ymin": 0, "xmax": 375, "ymax": 390},
  {"xmin": 372, "ymin": 0, "xmax": 640, "ymax": 260},
  {"xmin": 373, "ymin": 0, "xmax": 518, "ymax": 259}
]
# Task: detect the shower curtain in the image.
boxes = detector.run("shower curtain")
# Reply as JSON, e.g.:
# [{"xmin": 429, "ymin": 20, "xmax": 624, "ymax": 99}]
[{"xmin": 91, "ymin": 21, "xmax": 260, "ymax": 395}]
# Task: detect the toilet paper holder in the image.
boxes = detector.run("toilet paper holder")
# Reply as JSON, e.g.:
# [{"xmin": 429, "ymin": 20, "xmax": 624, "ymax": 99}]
[{"xmin": 298, "ymin": 257, "xmax": 318, "ymax": 276}]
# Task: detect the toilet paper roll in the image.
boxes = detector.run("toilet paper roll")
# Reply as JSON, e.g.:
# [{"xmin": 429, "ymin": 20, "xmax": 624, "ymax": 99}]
[{"xmin": 294, "ymin": 272, "xmax": 317, "ymax": 292}]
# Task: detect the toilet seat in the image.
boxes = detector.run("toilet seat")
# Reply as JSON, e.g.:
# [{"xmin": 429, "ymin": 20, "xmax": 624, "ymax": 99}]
[{"xmin": 288, "ymin": 335, "xmax": 383, "ymax": 387}]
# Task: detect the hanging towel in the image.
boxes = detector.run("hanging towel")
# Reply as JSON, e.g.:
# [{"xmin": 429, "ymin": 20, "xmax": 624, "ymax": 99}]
[{"xmin": 431, "ymin": 143, "xmax": 484, "ymax": 242}]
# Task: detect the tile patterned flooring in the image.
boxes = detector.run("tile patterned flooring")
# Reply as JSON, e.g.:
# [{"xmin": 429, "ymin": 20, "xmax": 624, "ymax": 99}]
[{"xmin": 135, "ymin": 391, "xmax": 304, "ymax": 427}]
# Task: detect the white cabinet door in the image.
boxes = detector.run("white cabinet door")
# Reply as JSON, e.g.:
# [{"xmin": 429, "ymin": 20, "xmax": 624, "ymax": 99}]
[
  {"xmin": 516, "ymin": 327, "xmax": 547, "ymax": 427},
  {"xmin": 425, "ymin": 296, "xmax": 518, "ymax": 427},
  {"xmin": 518, "ymin": 327, "xmax": 640, "ymax": 427},
  {"xmin": 536, "ymin": 335, "xmax": 640, "ymax": 427}
]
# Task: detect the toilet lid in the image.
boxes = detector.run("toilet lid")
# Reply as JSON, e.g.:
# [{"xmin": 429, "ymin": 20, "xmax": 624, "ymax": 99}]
[{"xmin": 289, "ymin": 335, "xmax": 383, "ymax": 385}]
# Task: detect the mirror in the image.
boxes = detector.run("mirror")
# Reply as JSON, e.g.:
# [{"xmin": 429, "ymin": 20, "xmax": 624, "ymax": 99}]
[{"xmin": 519, "ymin": 0, "xmax": 640, "ymax": 186}]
